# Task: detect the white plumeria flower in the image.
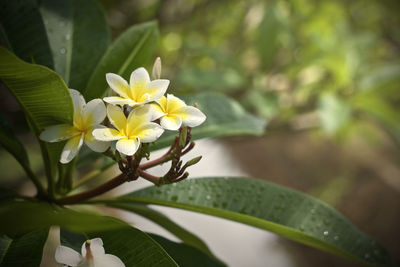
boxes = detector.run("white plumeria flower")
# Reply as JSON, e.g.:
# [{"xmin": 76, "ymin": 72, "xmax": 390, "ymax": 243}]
[
  {"xmin": 39, "ymin": 89, "xmax": 110, "ymax": 164},
  {"xmin": 92, "ymin": 104, "xmax": 164, "ymax": 156},
  {"xmin": 150, "ymin": 94, "xmax": 206, "ymax": 131},
  {"xmin": 55, "ymin": 238, "xmax": 125, "ymax": 267},
  {"xmin": 103, "ymin": 67, "xmax": 169, "ymax": 107}
]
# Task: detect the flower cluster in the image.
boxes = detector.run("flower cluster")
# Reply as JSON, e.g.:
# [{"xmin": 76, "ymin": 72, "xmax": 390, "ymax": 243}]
[{"xmin": 40, "ymin": 60, "xmax": 206, "ymax": 163}]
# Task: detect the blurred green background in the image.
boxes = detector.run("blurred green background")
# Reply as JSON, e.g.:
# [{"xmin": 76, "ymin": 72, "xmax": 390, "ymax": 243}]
[
  {"xmin": 101, "ymin": 0, "xmax": 400, "ymax": 145},
  {"xmin": 1, "ymin": 0, "xmax": 399, "ymax": 266}
]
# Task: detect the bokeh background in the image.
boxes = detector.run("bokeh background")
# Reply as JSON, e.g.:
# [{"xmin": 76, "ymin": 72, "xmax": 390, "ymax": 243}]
[{"xmin": 1, "ymin": 0, "xmax": 400, "ymax": 266}]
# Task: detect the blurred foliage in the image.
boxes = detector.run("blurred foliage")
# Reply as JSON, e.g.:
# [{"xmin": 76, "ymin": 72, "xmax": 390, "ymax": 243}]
[{"xmin": 99, "ymin": 0, "xmax": 400, "ymax": 145}]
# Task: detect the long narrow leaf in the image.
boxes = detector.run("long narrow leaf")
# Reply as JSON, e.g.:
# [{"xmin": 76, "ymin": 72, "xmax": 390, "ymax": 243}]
[
  {"xmin": 112, "ymin": 177, "xmax": 394, "ymax": 266},
  {"xmin": 39, "ymin": 0, "xmax": 109, "ymax": 90},
  {"xmin": 108, "ymin": 203, "xmax": 222, "ymax": 263},
  {"xmin": 84, "ymin": 21, "xmax": 158, "ymax": 100},
  {"xmin": 149, "ymin": 233, "xmax": 225, "ymax": 267},
  {"xmin": 0, "ymin": 115, "xmax": 31, "ymax": 175},
  {"xmin": 0, "ymin": 115, "xmax": 45, "ymax": 194}
]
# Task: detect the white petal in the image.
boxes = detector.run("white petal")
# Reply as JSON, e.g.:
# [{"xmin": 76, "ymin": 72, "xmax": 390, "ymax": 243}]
[
  {"xmin": 55, "ymin": 245, "xmax": 83, "ymax": 266},
  {"xmin": 145, "ymin": 79, "xmax": 170, "ymax": 102},
  {"xmin": 85, "ymin": 126, "xmax": 110, "ymax": 152},
  {"xmin": 69, "ymin": 89, "xmax": 86, "ymax": 112},
  {"xmin": 81, "ymin": 238, "xmax": 104, "ymax": 258},
  {"xmin": 156, "ymin": 95, "xmax": 167, "ymax": 109},
  {"xmin": 149, "ymin": 103, "xmax": 167, "ymax": 121},
  {"xmin": 129, "ymin": 67, "xmax": 150, "ymax": 86},
  {"xmin": 103, "ymin": 96, "xmax": 136, "ymax": 106},
  {"xmin": 107, "ymin": 104, "xmax": 127, "ymax": 132},
  {"xmin": 82, "ymin": 99, "xmax": 106, "ymax": 126},
  {"xmin": 92, "ymin": 128, "xmax": 124, "ymax": 141},
  {"xmin": 176, "ymin": 106, "xmax": 206, "ymax": 127},
  {"xmin": 160, "ymin": 115, "xmax": 182, "ymax": 131},
  {"xmin": 136, "ymin": 122, "xmax": 164, "ymax": 143},
  {"xmin": 106, "ymin": 73, "xmax": 131, "ymax": 98},
  {"xmin": 126, "ymin": 105, "xmax": 153, "ymax": 135},
  {"xmin": 39, "ymin": 124, "xmax": 79, "ymax": 142},
  {"xmin": 60, "ymin": 134, "xmax": 84, "ymax": 164},
  {"xmin": 116, "ymin": 138, "xmax": 140, "ymax": 156},
  {"xmin": 94, "ymin": 254, "xmax": 125, "ymax": 267},
  {"xmin": 166, "ymin": 94, "xmax": 186, "ymax": 112}
]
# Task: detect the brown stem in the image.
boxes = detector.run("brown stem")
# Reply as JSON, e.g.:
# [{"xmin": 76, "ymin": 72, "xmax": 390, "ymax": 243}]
[
  {"xmin": 181, "ymin": 142, "xmax": 195, "ymax": 155},
  {"xmin": 139, "ymin": 138, "xmax": 179, "ymax": 170},
  {"xmin": 139, "ymin": 153, "xmax": 171, "ymax": 170},
  {"xmin": 56, "ymin": 173, "xmax": 127, "ymax": 205},
  {"xmin": 138, "ymin": 169, "xmax": 160, "ymax": 185}
]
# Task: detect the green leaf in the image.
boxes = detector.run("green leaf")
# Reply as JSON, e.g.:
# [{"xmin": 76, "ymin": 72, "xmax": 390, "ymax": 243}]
[
  {"xmin": 0, "ymin": 46, "xmax": 73, "ymax": 193},
  {"xmin": 0, "ymin": 198, "xmax": 174, "ymax": 266},
  {"xmin": 149, "ymin": 234, "xmax": 225, "ymax": 267},
  {"xmin": 0, "ymin": 230, "xmax": 49, "ymax": 267},
  {"xmin": 0, "ymin": 42, "xmax": 73, "ymax": 128},
  {"xmin": 113, "ymin": 178, "xmax": 394, "ymax": 266},
  {"xmin": 0, "ymin": 115, "xmax": 30, "ymax": 175},
  {"xmin": 0, "ymin": 115, "xmax": 45, "ymax": 194},
  {"xmin": 0, "ymin": 0, "xmax": 53, "ymax": 68},
  {"xmin": 39, "ymin": 0, "xmax": 109, "ymax": 90},
  {"xmin": 84, "ymin": 21, "xmax": 158, "ymax": 100},
  {"xmin": 0, "ymin": 199, "xmax": 122, "ymax": 236},
  {"xmin": 88, "ymin": 228, "xmax": 178, "ymax": 267},
  {"xmin": 107, "ymin": 203, "xmax": 222, "ymax": 263},
  {"xmin": 152, "ymin": 93, "xmax": 266, "ymax": 150}
]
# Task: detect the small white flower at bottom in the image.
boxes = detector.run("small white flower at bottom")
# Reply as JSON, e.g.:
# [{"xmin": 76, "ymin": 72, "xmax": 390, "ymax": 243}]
[{"xmin": 55, "ymin": 238, "xmax": 125, "ymax": 267}]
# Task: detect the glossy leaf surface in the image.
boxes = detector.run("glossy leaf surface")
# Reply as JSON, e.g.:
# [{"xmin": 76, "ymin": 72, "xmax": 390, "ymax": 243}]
[{"xmin": 114, "ymin": 177, "xmax": 393, "ymax": 266}]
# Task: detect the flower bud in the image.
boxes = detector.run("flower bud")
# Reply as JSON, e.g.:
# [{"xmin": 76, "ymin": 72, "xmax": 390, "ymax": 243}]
[{"xmin": 152, "ymin": 57, "xmax": 162, "ymax": 79}]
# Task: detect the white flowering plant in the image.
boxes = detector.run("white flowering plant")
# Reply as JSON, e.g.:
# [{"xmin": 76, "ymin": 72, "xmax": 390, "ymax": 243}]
[{"xmin": 0, "ymin": 1, "xmax": 394, "ymax": 266}]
